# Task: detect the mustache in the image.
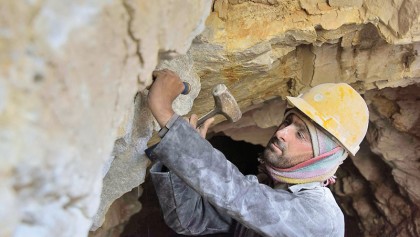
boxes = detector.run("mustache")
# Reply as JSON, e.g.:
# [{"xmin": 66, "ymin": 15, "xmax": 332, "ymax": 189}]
[{"xmin": 269, "ymin": 137, "xmax": 286, "ymax": 152}]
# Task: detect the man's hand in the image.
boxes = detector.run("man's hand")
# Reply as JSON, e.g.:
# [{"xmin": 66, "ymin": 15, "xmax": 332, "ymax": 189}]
[
  {"xmin": 187, "ymin": 114, "xmax": 215, "ymax": 138},
  {"xmin": 147, "ymin": 69, "xmax": 185, "ymax": 127}
]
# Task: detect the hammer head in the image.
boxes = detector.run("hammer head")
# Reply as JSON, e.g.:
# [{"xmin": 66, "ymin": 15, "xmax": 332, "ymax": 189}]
[{"xmin": 213, "ymin": 84, "xmax": 242, "ymax": 122}]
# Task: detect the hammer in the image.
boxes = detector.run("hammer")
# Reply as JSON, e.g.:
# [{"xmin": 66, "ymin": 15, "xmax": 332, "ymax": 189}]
[
  {"xmin": 145, "ymin": 84, "xmax": 241, "ymax": 159},
  {"xmin": 197, "ymin": 84, "xmax": 241, "ymax": 126}
]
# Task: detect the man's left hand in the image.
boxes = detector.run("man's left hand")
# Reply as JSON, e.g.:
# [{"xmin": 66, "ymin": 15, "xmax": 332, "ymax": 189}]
[{"xmin": 187, "ymin": 114, "xmax": 215, "ymax": 138}]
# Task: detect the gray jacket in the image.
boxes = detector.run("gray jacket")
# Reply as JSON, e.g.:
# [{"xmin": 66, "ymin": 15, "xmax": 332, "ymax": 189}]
[{"xmin": 149, "ymin": 117, "xmax": 344, "ymax": 237}]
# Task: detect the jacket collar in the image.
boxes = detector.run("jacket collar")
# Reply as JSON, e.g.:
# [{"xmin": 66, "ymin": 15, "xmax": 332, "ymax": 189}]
[
  {"xmin": 288, "ymin": 181, "xmax": 323, "ymax": 193},
  {"xmin": 273, "ymin": 181, "xmax": 323, "ymax": 193}
]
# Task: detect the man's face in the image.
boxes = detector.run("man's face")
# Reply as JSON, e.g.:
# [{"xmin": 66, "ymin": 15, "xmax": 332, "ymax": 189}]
[{"xmin": 262, "ymin": 113, "xmax": 314, "ymax": 168}]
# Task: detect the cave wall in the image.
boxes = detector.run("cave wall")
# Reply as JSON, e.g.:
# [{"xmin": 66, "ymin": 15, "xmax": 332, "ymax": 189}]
[
  {"xmin": 0, "ymin": 0, "xmax": 211, "ymax": 236},
  {"xmin": 1, "ymin": 0, "xmax": 420, "ymax": 237}
]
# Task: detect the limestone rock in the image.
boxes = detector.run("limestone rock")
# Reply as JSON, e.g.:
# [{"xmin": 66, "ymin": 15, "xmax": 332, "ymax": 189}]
[
  {"xmin": 89, "ymin": 188, "xmax": 142, "ymax": 237},
  {"xmin": 93, "ymin": 53, "xmax": 202, "ymax": 230},
  {"xmin": 190, "ymin": 5, "xmax": 420, "ymax": 119},
  {"xmin": 91, "ymin": 93, "xmax": 151, "ymax": 230},
  {"xmin": 0, "ymin": 0, "xmax": 211, "ymax": 236},
  {"xmin": 3, "ymin": 0, "xmax": 420, "ymax": 236},
  {"xmin": 364, "ymin": 0, "xmax": 420, "ymax": 43},
  {"xmin": 365, "ymin": 85, "xmax": 420, "ymax": 204},
  {"xmin": 328, "ymin": 0, "xmax": 363, "ymax": 8},
  {"xmin": 333, "ymin": 138, "xmax": 419, "ymax": 236}
]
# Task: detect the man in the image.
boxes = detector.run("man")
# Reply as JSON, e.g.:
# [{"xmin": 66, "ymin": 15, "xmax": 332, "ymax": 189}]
[{"xmin": 146, "ymin": 69, "xmax": 369, "ymax": 237}]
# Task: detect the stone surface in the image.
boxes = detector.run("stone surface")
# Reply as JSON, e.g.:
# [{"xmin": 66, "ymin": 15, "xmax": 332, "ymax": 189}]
[
  {"xmin": 93, "ymin": 53, "xmax": 202, "ymax": 230},
  {"xmin": 364, "ymin": 85, "xmax": 420, "ymax": 205},
  {"xmin": 89, "ymin": 187, "xmax": 142, "ymax": 237},
  {"xmin": 0, "ymin": 0, "xmax": 211, "ymax": 236},
  {"xmin": 91, "ymin": 93, "xmax": 151, "ymax": 230},
  {"xmin": 190, "ymin": 9, "xmax": 420, "ymax": 120},
  {"xmin": 328, "ymin": 0, "xmax": 363, "ymax": 8},
  {"xmin": 3, "ymin": 0, "xmax": 420, "ymax": 237}
]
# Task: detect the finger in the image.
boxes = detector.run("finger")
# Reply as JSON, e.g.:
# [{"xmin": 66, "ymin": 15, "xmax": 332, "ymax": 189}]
[
  {"xmin": 189, "ymin": 114, "xmax": 198, "ymax": 128},
  {"xmin": 199, "ymin": 117, "xmax": 214, "ymax": 138}
]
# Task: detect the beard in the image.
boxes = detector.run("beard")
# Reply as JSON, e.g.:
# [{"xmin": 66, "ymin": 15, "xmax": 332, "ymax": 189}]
[{"xmin": 262, "ymin": 137, "xmax": 293, "ymax": 168}]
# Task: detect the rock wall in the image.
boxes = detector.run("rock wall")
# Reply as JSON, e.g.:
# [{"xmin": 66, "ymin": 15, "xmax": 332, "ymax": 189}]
[
  {"xmin": 191, "ymin": 0, "xmax": 420, "ymax": 120},
  {"xmin": 0, "ymin": 0, "xmax": 211, "ymax": 236},
  {"xmin": 355, "ymin": 85, "xmax": 420, "ymax": 236},
  {"xmin": 2, "ymin": 0, "xmax": 420, "ymax": 237}
]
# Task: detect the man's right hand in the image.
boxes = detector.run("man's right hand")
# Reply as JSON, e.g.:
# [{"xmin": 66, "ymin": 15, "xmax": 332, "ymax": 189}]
[{"xmin": 147, "ymin": 69, "xmax": 184, "ymax": 127}]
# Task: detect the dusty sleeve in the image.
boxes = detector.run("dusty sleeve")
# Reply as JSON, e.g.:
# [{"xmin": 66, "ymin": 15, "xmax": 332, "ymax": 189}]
[
  {"xmin": 150, "ymin": 161, "xmax": 233, "ymax": 235},
  {"xmin": 149, "ymin": 117, "xmax": 344, "ymax": 237}
]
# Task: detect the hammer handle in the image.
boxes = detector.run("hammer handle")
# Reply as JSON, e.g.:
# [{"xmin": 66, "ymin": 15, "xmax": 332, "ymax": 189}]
[
  {"xmin": 145, "ymin": 109, "xmax": 212, "ymax": 159},
  {"xmin": 146, "ymin": 109, "xmax": 216, "ymax": 160},
  {"xmin": 197, "ymin": 109, "xmax": 218, "ymax": 127}
]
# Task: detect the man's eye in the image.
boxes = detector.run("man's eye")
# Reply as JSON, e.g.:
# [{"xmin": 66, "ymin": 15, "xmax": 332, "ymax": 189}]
[{"xmin": 297, "ymin": 131, "xmax": 305, "ymax": 139}]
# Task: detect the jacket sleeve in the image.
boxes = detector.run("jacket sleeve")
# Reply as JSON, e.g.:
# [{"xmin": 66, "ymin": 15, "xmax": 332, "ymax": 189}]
[
  {"xmin": 150, "ymin": 161, "xmax": 233, "ymax": 235},
  {"xmin": 149, "ymin": 117, "xmax": 344, "ymax": 237}
]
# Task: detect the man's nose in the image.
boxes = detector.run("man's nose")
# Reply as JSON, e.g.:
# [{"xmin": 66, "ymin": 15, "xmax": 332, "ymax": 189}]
[{"xmin": 275, "ymin": 125, "xmax": 294, "ymax": 141}]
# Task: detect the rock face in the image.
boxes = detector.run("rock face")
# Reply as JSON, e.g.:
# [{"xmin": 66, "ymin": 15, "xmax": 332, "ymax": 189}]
[
  {"xmin": 0, "ymin": 1, "xmax": 211, "ymax": 236},
  {"xmin": 2, "ymin": 0, "xmax": 420, "ymax": 237},
  {"xmin": 361, "ymin": 85, "xmax": 420, "ymax": 236},
  {"xmin": 330, "ymin": 84, "xmax": 420, "ymax": 236},
  {"xmin": 92, "ymin": 53, "xmax": 202, "ymax": 230},
  {"xmin": 191, "ymin": 0, "xmax": 420, "ymax": 122},
  {"xmin": 89, "ymin": 187, "xmax": 142, "ymax": 237}
]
